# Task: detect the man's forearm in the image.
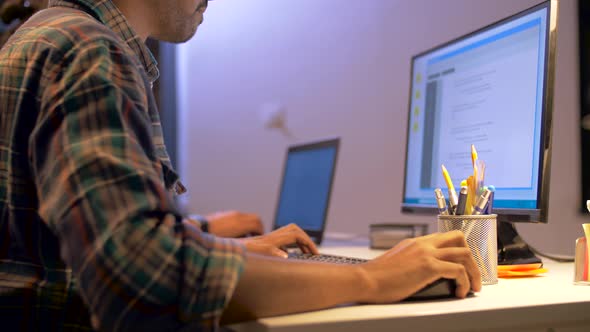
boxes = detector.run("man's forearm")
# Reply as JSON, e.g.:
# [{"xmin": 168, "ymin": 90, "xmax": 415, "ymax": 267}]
[{"xmin": 221, "ymin": 253, "xmax": 372, "ymax": 324}]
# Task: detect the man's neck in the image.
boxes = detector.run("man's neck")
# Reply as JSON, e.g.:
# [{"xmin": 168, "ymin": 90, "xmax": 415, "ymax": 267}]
[{"xmin": 111, "ymin": 0, "xmax": 151, "ymax": 41}]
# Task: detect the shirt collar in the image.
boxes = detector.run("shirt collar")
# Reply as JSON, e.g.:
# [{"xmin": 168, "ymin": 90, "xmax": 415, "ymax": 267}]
[{"xmin": 48, "ymin": 0, "xmax": 160, "ymax": 83}]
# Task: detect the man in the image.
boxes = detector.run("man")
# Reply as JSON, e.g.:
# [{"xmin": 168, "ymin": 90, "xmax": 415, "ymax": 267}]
[{"xmin": 0, "ymin": 0, "xmax": 481, "ymax": 331}]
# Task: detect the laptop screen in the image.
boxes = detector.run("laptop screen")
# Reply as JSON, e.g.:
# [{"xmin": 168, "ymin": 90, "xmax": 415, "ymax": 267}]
[{"xmin": 273, "ymin": 139, "xmax": 339, "ymax": 243}]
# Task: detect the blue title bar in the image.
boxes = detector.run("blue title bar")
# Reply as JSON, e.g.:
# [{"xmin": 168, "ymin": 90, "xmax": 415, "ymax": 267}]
[{"xmin": 427, "ymin": 17, "xmax": 542, "ymax": 65}]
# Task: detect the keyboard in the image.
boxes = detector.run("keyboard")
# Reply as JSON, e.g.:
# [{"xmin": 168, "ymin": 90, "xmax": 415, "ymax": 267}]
[{"xmin": 288, "ymin": 252, "xmax": 368, "ymax": 265}]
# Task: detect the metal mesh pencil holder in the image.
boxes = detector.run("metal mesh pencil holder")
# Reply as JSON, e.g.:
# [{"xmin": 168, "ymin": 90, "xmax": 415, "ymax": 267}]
[{"xmin": 438, "ymin": 214, "xmax": 498, "ymax": 285}]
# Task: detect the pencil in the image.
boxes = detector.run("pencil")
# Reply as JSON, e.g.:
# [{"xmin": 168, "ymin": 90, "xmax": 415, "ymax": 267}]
[
  {"xmin": 471, "ymin": 145, "xmax": 478, "ymax": 194},
  {"xmin": 441, "ymin": 164, "xmax": 455, "ymax": 193},
  {"xmin": 441, "ymin": 164, "xmax": 458, "ymax": 212},
  {"xmin": 471, "ymin": 144, "xmax": 478, "ymax": 167}
]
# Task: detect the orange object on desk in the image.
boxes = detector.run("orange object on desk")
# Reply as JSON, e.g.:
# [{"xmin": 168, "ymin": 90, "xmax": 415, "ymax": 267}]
[{"xmin": 498, "ymin": 263, "xmax": 548, "ymax": 278}]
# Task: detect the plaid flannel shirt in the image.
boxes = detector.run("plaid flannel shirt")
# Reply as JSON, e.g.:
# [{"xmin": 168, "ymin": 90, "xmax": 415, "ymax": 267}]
[{"xmin": 0, "ymin": 0, "xmax": 245, "ymax": 330}]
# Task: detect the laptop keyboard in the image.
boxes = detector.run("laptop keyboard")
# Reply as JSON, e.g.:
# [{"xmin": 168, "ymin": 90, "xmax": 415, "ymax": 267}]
[{"xmin": 288, "ymin": 252, "xmax": 368, "ymax": 265}]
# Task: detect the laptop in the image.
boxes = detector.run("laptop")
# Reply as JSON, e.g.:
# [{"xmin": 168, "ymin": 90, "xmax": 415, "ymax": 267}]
[
  {"xmin": 272, "ymin": 138, "xmax": 367, "ymax": 264},
  {"xmin": 272, "ymin": 138, "xmax": 339, "ymax": 245},
  {"xmin": 271, "ymin": 141, "xmax": 463, "ymax": 299}
]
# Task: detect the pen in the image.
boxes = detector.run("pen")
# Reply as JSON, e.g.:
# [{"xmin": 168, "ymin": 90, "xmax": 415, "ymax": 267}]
[
  {"xmin": 471, "ymin": 145, "xmax": 478, "ymax": 195},
  {"xmin": 434, "ymin": 188, "xmax": 449, "ymax": 215},
  {"xmin": 455, "ymin": 186, "xmax": 468, "ymax": 215},
  {"xmin": 472, "ymin": 188, "xmax": 492, "ymax": 215},
  {"xmin": 476, "ymin": 159, "xmax": 486, "ymax": 195},
  {"xmin": 485, "ymin": 185, "xmax": 495, "ymax": 214},
  {"xmin": 441, "ymin": 164, "xmax": 458, "ymax": 213}
]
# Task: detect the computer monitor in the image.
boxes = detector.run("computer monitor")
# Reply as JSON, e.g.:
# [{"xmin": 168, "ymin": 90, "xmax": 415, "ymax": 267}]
[{"xmin": 401, "ymin": 0, "xmax": 558, "ymax": 265}]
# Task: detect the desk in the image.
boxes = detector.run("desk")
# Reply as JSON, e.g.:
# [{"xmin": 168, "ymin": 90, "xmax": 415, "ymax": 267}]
[{"xmin": 229, "ymin": 243, "xmax": 590, "ymax": 332}]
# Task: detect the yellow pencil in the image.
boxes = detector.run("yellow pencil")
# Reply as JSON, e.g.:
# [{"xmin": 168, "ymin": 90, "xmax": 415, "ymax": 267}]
[
  {"xmin": 471, "ymin": 144, "xmax": 478, "ymax": 193},
  {"xmin": 466, "ymin": 176, "xmax": 475, "ymax": 215},
  {"xmin": 441, "ymin": 164, "xmax": 458, "ymax": 211},
  {"xmin": 471, "ymin": 144, "xmax": 478, "ymax": 167},
  {"xmin": 441, "ymin": 164, "xmax": 455, "ymax": 193}
]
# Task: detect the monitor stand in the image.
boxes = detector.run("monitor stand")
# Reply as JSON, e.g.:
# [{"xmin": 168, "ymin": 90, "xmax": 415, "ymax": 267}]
[{"xmin": 497, "ymin": 221, "xmax": 542, "ymax": 265}]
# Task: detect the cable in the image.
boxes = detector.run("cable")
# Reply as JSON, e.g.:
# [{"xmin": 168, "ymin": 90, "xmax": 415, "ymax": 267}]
[
  {"xmin": 513, "ymin": 223, "xmax": 575, "ymax": 262},
  {"xmin": 528, "ymin": 244, "xmax": 575, "ymax": 263}
]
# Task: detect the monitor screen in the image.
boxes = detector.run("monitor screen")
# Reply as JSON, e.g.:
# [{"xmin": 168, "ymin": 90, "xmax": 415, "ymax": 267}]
[
  {"xmin": 274, "ymin": 139, "xmax": 339, "ymax": 240},
  {"xmin": 401, "ymin": 0, "xmax": 557, "ymax": 223}
]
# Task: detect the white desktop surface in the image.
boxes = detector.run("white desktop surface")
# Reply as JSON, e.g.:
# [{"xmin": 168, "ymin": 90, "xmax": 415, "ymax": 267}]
[{"xmin": 229, "ymin": 243, "xmax": 590, "ymax": 332}]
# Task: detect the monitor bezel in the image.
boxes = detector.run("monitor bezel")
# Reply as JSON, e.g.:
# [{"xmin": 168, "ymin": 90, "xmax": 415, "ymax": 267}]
[{"xmin": 400, "ymin": 0, "xmax": 558, "ymax": 223}]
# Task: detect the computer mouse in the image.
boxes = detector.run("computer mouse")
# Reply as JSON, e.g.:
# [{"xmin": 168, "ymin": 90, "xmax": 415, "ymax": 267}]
[{"xmin": 403, "ymin": 278, "xmax": 460, "ymax": 301}]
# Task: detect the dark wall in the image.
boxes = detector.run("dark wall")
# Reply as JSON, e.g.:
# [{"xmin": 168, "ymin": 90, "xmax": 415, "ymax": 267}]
[
  {"xmin": 0, "ymin": 0, "xmax": 47, "ymax": 47},
  {"xmin": 579, "ymin": 0, "xmax": 590, "ymax": 212}
]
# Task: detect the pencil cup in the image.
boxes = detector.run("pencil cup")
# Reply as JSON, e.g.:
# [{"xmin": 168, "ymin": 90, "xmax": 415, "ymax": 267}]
[{"xmin": 437, "ymin": 214, "xmax": 498, "ymax": 285}]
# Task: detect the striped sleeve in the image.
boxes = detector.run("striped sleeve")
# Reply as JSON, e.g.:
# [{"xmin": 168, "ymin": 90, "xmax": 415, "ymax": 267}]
[{"xmin": 29, "ymin": 29, "xmax": 245, "ymax": 331}]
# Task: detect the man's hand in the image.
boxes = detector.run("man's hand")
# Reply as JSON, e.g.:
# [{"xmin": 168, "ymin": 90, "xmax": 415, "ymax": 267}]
[
  {"xmin": 358, "ymin": 230, "xmax": 482, "ymax": 301},
  {"xmin": 204, "ymin": 210, "xmax": 264, "ymax": 238},
  {"xmin": 240, "ymin": 223, "xmax": 319, "ymax": 258},
  {"xmin": 224, "ymin": 230, "xmax": 481, "ymax": 322}
]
